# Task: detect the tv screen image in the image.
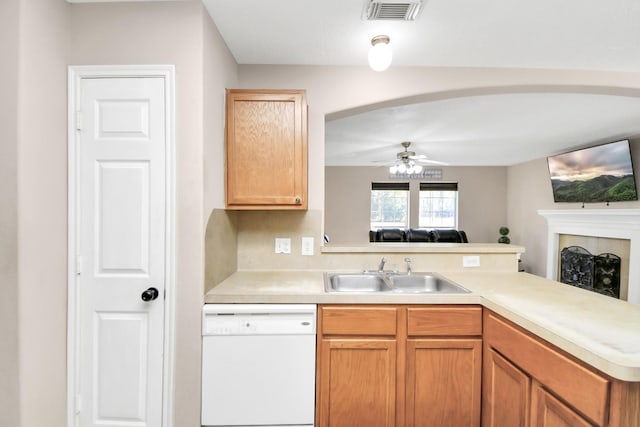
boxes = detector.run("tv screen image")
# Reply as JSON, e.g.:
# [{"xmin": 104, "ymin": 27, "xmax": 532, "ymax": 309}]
[{"xmin": 547, "ymin": 140, "xmax": 638, "ymax": 203}]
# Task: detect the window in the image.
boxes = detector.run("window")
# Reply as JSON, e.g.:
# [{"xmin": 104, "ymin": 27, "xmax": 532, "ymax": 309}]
[
  {"xmin": 370, "ymin": 182, "xmax": 409, "ymax": 229},
  {"xmin": 419, "ymin": 182, "xmax": 458, "ymax": 228}
]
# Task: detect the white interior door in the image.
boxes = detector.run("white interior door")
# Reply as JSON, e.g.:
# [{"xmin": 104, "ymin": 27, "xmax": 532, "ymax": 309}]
[{"xmin": 75, "ymin": 76, "xmax": 167, "ymax": 427}]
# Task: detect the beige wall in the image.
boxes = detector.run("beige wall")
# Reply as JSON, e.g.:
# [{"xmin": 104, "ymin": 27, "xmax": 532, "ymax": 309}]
[
  {"xmin": 325, "ymin": 166, "xmax": 506, "ymax": 244},
  {"xmin": 15, "ymin": 0, "xmax": 70, "ymax": 426},
  {"xmin": 236, "ymin": 66, "xmax": 640, "ymax": 273},
  {"xmin": 69, "ymin": 2, "xmax": 239, "ymax": 425},
  {"xmin": 0, "ymin": 0, "xmax": 21, "ymax": 425},
  {"xmin": 236, "ymin": 65, "xmax": 640, "ymax": 219},
  {"xmin": 4, "ymin": 2, "xmax": 237, "ymax": 426},
  {"xmin": 203, "ymin": 10, "xmax": 238, "ymax": 215},
  {"xmin": 505, "ymin": 158, "xmax": 555, "ymax": 275},
  {"xmin": 506, "ymin": 139, "xmax": 640, "ymax": 276}
]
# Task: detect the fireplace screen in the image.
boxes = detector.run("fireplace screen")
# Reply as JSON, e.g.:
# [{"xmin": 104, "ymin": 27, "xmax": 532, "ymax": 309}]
[{"xmin": 560, "ymin": 246, "xmax": 621, "ymax": 298}]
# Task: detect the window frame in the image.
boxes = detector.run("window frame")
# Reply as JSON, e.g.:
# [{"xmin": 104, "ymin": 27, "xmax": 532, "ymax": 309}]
[
  {"xmin": 418, "ymin": 182, "xmax": 459, "ymax": 229},
  {"xmin": 370, "ymin": 182, "xmax": 410, "ymax": 229}
]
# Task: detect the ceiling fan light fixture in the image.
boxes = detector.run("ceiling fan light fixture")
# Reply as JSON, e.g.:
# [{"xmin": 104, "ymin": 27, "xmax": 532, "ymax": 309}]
[
  {"xmin": 368, "ymin": 35, "xmax": 392, "ymax": 71},
  {"xmin": 389, "ymin": 164, "xmax": 398, "ymax": 174}
]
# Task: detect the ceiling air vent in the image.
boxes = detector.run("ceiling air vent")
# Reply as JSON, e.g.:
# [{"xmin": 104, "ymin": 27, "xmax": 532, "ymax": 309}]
[{"xmin": 363, "ymin": 0, "xmax": 423, "ymax": 21}]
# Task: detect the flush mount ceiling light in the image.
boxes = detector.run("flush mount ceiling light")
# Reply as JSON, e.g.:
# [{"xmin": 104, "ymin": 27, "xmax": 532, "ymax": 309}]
[{"xmin": 368, "ymin": 35, "xmax": 392, "ymax": 72}]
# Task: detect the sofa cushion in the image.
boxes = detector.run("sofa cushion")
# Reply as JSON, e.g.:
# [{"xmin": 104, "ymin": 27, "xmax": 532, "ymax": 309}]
[
  {"xmin": 431, "ymin": 229, "xmax": 468, "ymax": 243},
  {"xmin": 406, "ymin": 228, "xmax": 433, "ymax": 242},
  {"xmin": 377, "ymin": 228, "xmax": 406, "ymax": 242}
]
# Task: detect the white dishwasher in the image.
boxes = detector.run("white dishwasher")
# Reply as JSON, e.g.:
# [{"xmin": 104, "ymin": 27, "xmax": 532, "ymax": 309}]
[{"xmin": 201, "ymin": 304, "xmax": 317, "ymax": 427}]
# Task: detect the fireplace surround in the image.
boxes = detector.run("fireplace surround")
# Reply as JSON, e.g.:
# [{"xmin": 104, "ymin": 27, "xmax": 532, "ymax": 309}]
[{"xmin": 539, "ymin": 209, "xmax": 640, "ymax": 304}]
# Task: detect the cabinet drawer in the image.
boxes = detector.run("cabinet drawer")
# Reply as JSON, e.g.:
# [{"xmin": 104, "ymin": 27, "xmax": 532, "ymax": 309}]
[
  {"xmin": 320, "ymin": 306, "xmax": 397, "ymax": 336},
  {"xmin": 484, "ymin": 310, "xmax": 610, "ymax": 426},
  {"xmin": 407, "ymin": 305, "xmax": 482, "ymax": 336}
]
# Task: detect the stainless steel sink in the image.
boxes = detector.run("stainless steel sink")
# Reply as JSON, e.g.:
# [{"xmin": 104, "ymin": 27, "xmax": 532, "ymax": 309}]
[
  {"xmin": 324, "ymin": 273, "xmax": 391, "ymax": 292},
  {"xmin": 324, "ymin": 272, "xmax": 469, "ymax": 294},
  {"xmin": 388, "ymin": 273, "xmax": 470, "ymax": 293}
]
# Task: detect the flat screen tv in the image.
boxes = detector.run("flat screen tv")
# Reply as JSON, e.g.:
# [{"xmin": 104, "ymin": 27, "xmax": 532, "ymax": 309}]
[{"xmin": 547, "ymin": 140, "xmax": 638, "ymax": 203}]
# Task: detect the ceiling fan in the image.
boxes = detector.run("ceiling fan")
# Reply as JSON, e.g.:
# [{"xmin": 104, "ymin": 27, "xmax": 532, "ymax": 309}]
[{"xmin": 386, "ymin": 141, "xmax": 447, "ymax": 174}]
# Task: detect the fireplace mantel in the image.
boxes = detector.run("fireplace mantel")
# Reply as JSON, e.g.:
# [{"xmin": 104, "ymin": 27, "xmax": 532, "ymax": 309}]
[{"xmin": 538, "ymin": 209, "xmax": 640, "ymax": 304}]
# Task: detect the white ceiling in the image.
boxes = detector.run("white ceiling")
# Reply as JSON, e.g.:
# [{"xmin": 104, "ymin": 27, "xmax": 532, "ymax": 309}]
[
  {"xmin": 201, "ymin": 0, "xmax": 640, "ymax": 166},
  {"xmin": 325, "ymin": 93, "xmax": 640, "ymax": 166}
]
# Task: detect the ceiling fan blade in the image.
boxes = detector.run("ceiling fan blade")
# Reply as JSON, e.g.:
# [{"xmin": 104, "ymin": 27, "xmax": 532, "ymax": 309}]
[{"xmin": 416, "ymin": 158, "xmax": 449, "ymax": 165}]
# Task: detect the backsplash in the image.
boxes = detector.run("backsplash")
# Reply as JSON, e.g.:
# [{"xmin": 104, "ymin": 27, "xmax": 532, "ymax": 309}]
[
  {"xmin": 204, "ymin": 209, "xmax": 239, "ymax": 293},
  {"xmin": 205, "ymin": 209, "xmax": 522, "ymax": 293},
  {"xmin": 236, "ymin": 210, "xmax": 324, "ymax": 271}
]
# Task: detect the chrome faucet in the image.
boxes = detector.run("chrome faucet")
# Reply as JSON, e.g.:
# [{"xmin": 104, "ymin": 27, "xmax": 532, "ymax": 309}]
[
  {"xmin": 404, "ymin": 257, "xmax": 412, "ymax": 275},
  {"xmin": 378, "ymin": 257, "xmax": 387, "ymax": 273}
]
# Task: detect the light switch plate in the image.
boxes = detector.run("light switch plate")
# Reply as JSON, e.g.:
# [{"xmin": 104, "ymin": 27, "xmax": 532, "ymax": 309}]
[
  {"xmin": 301, "ymin": 237, "xmax": 314, "ymax": 256},
  {"xmin": 275, "ymin": 238, "xmax": 291, "ymax": 254},
  {"xmin": 463, "ymin": 255, "xmax": 481, "ymax": 268}
]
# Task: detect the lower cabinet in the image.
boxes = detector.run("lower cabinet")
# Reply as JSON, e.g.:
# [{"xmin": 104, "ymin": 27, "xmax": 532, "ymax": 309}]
[
  {"xmin": 317, "ymin": 306, "xmax": 640, "ymax": 427},
  {"xmin": 406, "ymin": 338, "xmax": 482, "ymax": 427},
  {"xmin": 483, "ymin": 309, "xmax": 640, "ymax": 427},
  {"xmin": 530, "ymin": 381, "xmax": 594, "ymax": 427},
  {"xmin": 318, "ymin": 338, "xmax": 397, "ymax": 427},
  {"xmin": 316, "ymin": 304, "xmax": 482, "ymax": 427},
  {"xmin": 483, "ymin": 347, "xmax": 531, "ymax": 426}
]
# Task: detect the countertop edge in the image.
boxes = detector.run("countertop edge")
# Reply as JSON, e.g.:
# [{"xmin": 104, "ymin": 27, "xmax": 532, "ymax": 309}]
[
  {"xmin": 320, "ymin": 242, "xmax": 525, "ymax": 253},
  {"xmin": 480, "ymin": 297, "xmax": 640, "ymax": 382}
]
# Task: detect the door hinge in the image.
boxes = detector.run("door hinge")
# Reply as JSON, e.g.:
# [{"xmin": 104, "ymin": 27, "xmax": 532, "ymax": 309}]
[
  {"xmin": 76, "ymin": 255, "xmax": 83, "ymax": 275},
  {"xmin": 75, "ymin": 394, "xmax": 82, "ymax": 414},
  {"xmin": 75, "ymin": 111, "xmax": 82, "ymax": 131}
]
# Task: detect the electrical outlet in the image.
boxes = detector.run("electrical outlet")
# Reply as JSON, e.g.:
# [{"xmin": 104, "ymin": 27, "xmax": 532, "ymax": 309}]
[
  {"xmin": 274, "ymin": 238, "xmax": 291, "ymax": 254},
  {"xmin": 463, "ymin": 255, "xmax": 481, "ymax": 268},
  {"xmin": 301, "ymin": 237, "xmax": 314, "ymax": 256}
]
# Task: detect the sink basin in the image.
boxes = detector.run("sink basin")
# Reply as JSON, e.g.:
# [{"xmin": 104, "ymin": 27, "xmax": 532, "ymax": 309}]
[
  {"xmin": 324, "ymin": 273, "xmax": 391, "ymax": 292},
  {"xmin": 388, "ymin": 273, "xmax": 470, "ymax": 294},
  {"xmin": 324, "ymin": 272, "xmax": 470, "ymax": 294}
]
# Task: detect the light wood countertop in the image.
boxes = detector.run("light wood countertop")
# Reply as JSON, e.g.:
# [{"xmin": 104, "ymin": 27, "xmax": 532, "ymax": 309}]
[{"xmin": 205, "ymin": 270, "xmax": 640, "ymax": 382}]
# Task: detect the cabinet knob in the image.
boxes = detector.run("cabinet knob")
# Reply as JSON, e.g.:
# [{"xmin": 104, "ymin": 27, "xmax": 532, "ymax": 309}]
[{"xmin": 295, "ymin": 196, "xmax": 302, "ymax": 204}]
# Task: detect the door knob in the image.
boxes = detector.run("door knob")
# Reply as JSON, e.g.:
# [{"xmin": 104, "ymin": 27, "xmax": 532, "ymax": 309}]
[{"xmin": 141, "ymin": 287, "xmax": 159, "ymax": 302}]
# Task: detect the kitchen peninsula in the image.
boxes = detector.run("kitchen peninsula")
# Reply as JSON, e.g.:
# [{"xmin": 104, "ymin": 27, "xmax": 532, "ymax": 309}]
[{"xmin": 205, "ymin": 239, "xmax": 640, "ymax": 426}]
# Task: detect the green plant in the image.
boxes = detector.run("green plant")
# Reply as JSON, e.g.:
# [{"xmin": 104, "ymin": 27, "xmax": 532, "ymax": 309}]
[{"xmin": 498, "ymin": 226, "xmax": 510, "ymax": 244}]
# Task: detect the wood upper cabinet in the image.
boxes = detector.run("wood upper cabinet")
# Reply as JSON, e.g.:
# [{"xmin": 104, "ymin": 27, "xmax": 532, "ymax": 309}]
[
  {"xmin": 225, "ymin": 89, "xmax": 307, "ymax": 209},
  {"xmin": 316, "ymin": 305, "xmax": 482, "ymax": 427}
]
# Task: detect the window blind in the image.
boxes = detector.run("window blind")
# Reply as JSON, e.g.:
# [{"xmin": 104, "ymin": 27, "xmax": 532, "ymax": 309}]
[
  {"xmin": 419, "ymin": 182, "xmax": 458, "ymax": 191},
  {"xmin": 372, "ymin": 182, "xmax": 410, "ymax": 191}
]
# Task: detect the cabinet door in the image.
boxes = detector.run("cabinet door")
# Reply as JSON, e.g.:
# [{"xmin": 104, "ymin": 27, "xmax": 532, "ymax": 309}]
[
  {"xmin": 317, "ymin": 339, "xmax": 396, "ymax": 427},
  {"xmin": 484, "ymin": 310, "xmax": 609, "ymax": 426},
  {"xmin": 482, "ymin": 348, "xmax": 531, "ymax": 427},
  {"xmin": 405, "ymin": 338, "xmax": 482, "ymax": 427},
  {"xmin": 531, "ymin": 382, "xmax": 593, "ymax": 427},
  {"xmin": 225, "ymin": 89, "xmax": 307, "ymax": 209}
]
